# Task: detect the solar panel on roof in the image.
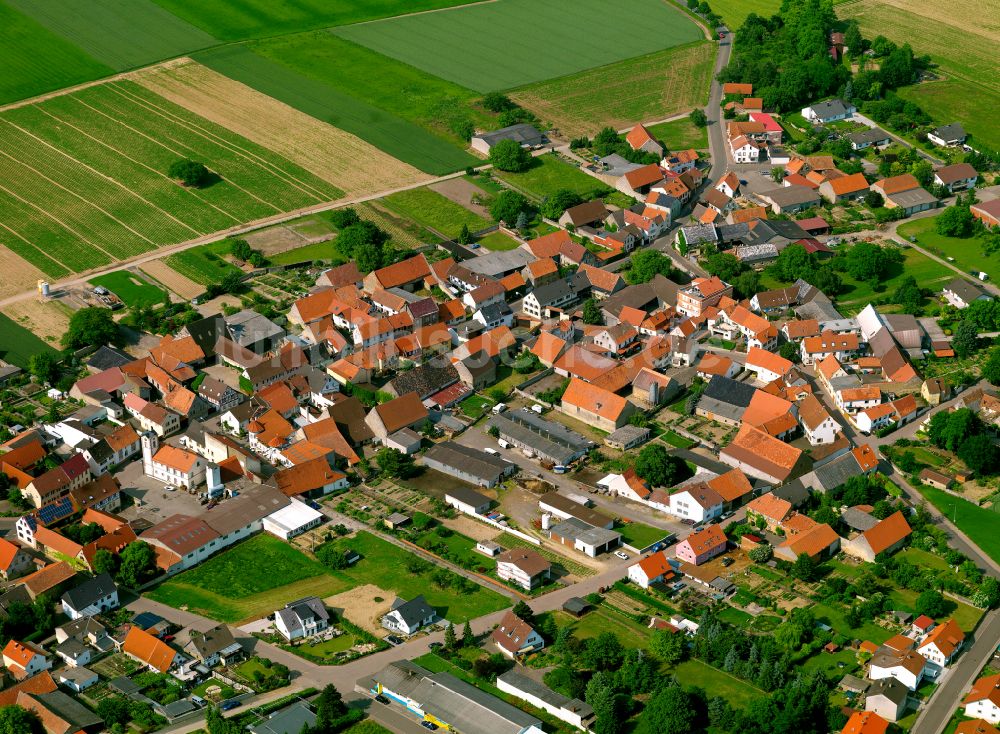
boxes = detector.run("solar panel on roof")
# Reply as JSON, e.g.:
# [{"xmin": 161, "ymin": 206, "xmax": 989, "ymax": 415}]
[{"xmin": 37, "ymin": 497, "xmax": 74, "ymax": 525}]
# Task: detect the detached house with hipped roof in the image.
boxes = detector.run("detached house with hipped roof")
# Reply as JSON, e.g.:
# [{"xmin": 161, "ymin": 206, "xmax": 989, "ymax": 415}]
[
  {"xmin": 668, "ymin": 482, "xmax": 724, "ymax": 523},
  {"xmin": 496, "ymin": 548, "xmax": 551, "ymax": 591},
  {"xmin": 676, "ymin": 525, "xmax": 727, "ymax": 565}
]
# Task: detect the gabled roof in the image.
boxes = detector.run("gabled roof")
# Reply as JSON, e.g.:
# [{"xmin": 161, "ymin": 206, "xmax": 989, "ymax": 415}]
[
  {"xmin": 707, "ymin": 469, "xmax": 753, "ymax": 503},
  {"xmin": 826, "ymin": 172, "xmax": 869, "ymax": 195},
  {"xmin": 491, "ymin": 609, "xmax": 540, "ymax": 654},
  {"xmin": 841, "ymin": 711, "xmax": 888, "ymax": 734},
  {"xmin": 778, "ymin": 522, "xmax": 839, "ymax": 558},
  {"xmin": 746, "ymin": 346, "xmax": 794, "ymax": 377},
  {"xmin": 859, "ymin": 511, "xmax": 911, "ymax": 555},
  {"xmin": 747, "ymin": 492, "xmax": 792, "ymax": 523},
  {"xmin": 918, "ymin": 617, "xmax": 964, "ymax": 658},
  {"xmin": 123, "ymin": 625, "xmax": 176, "ymax": 672},
  {"xmin": 626, "ymin": 123, "xmax": 658, "ymax": 150},
  {"xmin": 680, "ymin": 524, "xmax": 727, "ymax": 555},
  {"xmin": 368, "ymin": 254, "xmax": 430, "ymax": 290},
  {"xmin": 561, "ymin": 378, "xmax": 632, "ymax": 422},
  {"xmin": 370, "ymin": 392, "xmax": 429, "ymax": 434},
  {"xmin": 61, "ymin": 572, "xmax": 117, "ymax": 611},
  {"xmin": 496, "ymin": 548, "xmax": 551, "ymax": 577},
  {"xmin": 634, "ymin": 551, "xmax": 673, "ymax": 581},
  {"xmin": 722, "ymin": 424, "xmax": 803, "ymax": 481},
  {"xmin": 965, "ymin": 672, "xmax": 1000, "ymax": 706}
]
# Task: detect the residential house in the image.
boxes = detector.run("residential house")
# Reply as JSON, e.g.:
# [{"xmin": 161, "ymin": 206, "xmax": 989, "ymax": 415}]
[
  {"xmin": 559, "ymin": 200, "xmax": 608, "ymax": 229},
  {"xmin": 802, "ymin": 99, "xmax": 856, "ymax": 123},
  {"xmin": 626, "ymin": 124, "xmax": 663, "ymax": 156},
  {"xmin": 934, "ymin": 163, "xmax": 978, "ymax": 192},
  {"xmin": 123, "ymin": 393, "xmax": 180, "ymax": 437},
  {"xmin": 142, "ymin": 436, "xmax": 206, "ymax": 489},
  {"xmin": 591, "ymin": 323, "xmax": 639, "ymax": 358},
  {"xmin": 675, "ymin": 525, "xmax": 727, "ymax": 566},
  {"xmin": 819, "ymin": 173, "xmax": 870, "ymax": 203},
  {"xmin": 363, "ymin": 254, "xmax": 431, "ymax": 293},
  {"xmin": 848, "ymin": 128, "xmax": 891, "ymax": 150},
  {"xmin": 677, "ymin": 276, "xmax": 732, "ymax": 318},
  {"xmin": 842, "ymin": 511, "xmax": 911, "ymax": 562},
  {"xmin": 865, "ymin": 677, "xmax": 910, "ymax": 722},
  {"xmin": 0, "ymin": 539, "xmax": 33, "ymax": 581},
  {"xmin": 668, "ymin": 482, "xmax": 724, "ymax": 523},
  {"xmin": 122, "ymin": 625, "xmax": 180, "ymax": 673},
  {"xmin": 798, "ymin": 394, "xmax": 841, "ymax": 445},
  {"xmin": 184, "ymin": 624, "xmax": 243, "ymax": 668},
  {"xmin": 928, "ymin": 123, "xmax": 966, "ymax": 147},
  {"xmin": 917, "ymin": 618, "xmax": 964, "ymax": 677},
  {"xmin": 140, "ymin": 514, "xmax": 220, "ymax": 573},
  {"xmin": 522, "ymin": 274, "xmax": 588, "ymax": 319},
  {"xmin": 381, "ymin": 595, "xmax": 436, "ymax": 635},
  {"xmin": 496, "ymin": 548, "xmax": 551, "ymax": 591},
  {"xmin": 627, "ymin": 551, "xmax": 675, "ymax": 589},
  {"xmin": 751, "ymin": 286, "xmax": 798, "ymax": 314},
  {"xmin": 60, "ymin": 573, "xmax": 118, "ymax": 620},
  {"xmin": 775, "ymin": 521, "xmax": 840, "ymax": 561},
  {"xmin": 275, "ymin": 597, "xmax": 330, "ymax": 641},
  {"xmin": 78, "ymin": 422, "xmax": 141, "ymax": 476},
  {"xmin": 2, "ymin": 640, "xmax": 50, "ymax": 679},
  {"xmin": 964, "ymin": 673, "xmax": 1000, "ymax": 724},
  {"xmin": 745, "ymin": 347, "xmax": 795, "ymax": 384},
  {"xmin": 801, "ymin": 331, "xmax": 860, "ymax": 365},
  {"xmin": 23, "ymin": 454, "xmax": 92, "ymax": 508},
  {"xmin": 491, "ymin": 610, "xmax": 545, "ymax": 658},
  {"xmin": 842, "ymin": 712, "xmax": 889, "ymax": 734},
  {"xmin": 942, "ymin": 277, "xmax": 992, "ymax": 309},
  {"xmin": 758, "ymin": 186, "xmax": 822, "ymax": 214}
]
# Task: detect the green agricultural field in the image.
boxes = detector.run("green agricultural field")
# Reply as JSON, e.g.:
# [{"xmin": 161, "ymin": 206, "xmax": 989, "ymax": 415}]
[
  {"xmin": 709, "ymin": 0, "xmax": 780, "ymax": 28},
  {"xmin": 329, "ymin": 531, "xmax": 508, "ymax": 621},
  {"xmin": 267, "ymin": 241, "xmax": 339, "ymax": 266},
  {"xmin": 247, "ymin": 32, "xmax": 493, "ymax": 153},
  {"xmin": 151, "ymin": 0, "xmax": 479, "ymax": 41},
  {"xmin": 0, "ymin": 80, "xmax": 339, "ymax": 276},
  {"xmin": 0, "ymin": 312, "xmax": 58, "ymax": 369},
  {"xmin": 147, "ymin": 534, "xmax": 348, "ymax": 623},
  {"xmin": 7, "ymin": 0, "xmax": 217, "ymax": 71},
  {"xmin": 647, "ymin": 117, "xmax": 710, "ymax": 151},
  {"xmin": 0, "ymin": 2, "xmax": 113, "ymax": 106},
  {"xmin": 195, "ymin": 45, "xmax": 476, "ymax": 175},
  {"xmin": 89, "ymin": 271, "xmax": 169, "ymax": 308},
  {"xmin": 494, "ymin": 154, "xmax": 606, "ymax": 202},
  {"xmin": 382, "ymin": 188, "xmax": 488, "ymax": 239},
  {"xmin": 898, "ymin": 216, "xmax": 1000, "ymax": 282},
  {"xmin": 334, "ymin": 0, "xmax": 704, "ymax": 92},
  {"xmin": 511, "ymin": 42, "xmax": 716, "ymax": 139},
  {"xmin": 164, "ymin": 241, "xmax": 241, "ymax": 285}
]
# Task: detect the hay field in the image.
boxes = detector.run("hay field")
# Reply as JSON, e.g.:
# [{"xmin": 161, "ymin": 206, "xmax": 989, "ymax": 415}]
[
  {"xmin": 1, "ymin": 298, "xmax": 72, "ymax": 344},
  {"xmin": 333, "ymin": 0, "xmax": 704, "ymax": 92},
  {"xmin": 838, "ymin": 0, "xmax": 1000, "ymax": 148},
  {"xmin": 0, "ymin": 244, "xmax": 53, "ymax": 299},
  {"xmin": 511, "ymin": 42, "xmax": 716, "ymax": 138},
  {"xmin": 136, "ymin": 59, "xmax": 427, "ymax": 198},
  {"xmin": 0, "ymin": 79, "xmax": 342, "ymax": 278},
  {"xmin": 140, "ymin": 259, "xmax": 204, "ymax": 300}
]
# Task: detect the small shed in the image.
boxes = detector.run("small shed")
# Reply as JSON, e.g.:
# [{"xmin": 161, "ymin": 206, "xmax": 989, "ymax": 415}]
[
  {"xmin": 476, "ymin": 540, "xmax": 502, "ymax": 557},
  {"xmin": 562, "ymin": 597, "xmax": 591, "ymax": 617},
  {"xmin": 383, "ymin": 512, "xmax": 411, "ymax": 530},
  {"xmin": 838, "ymin": 674, "xmax": 868, "ymax": 694}
]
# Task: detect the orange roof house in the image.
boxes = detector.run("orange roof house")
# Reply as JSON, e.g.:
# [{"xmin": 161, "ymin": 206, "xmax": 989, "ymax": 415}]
[
  {"xmin": 841, "ymin": 711, "xmax": 889, "ymax": 734},
  {"xmin": 746, "ymin": 493, "xmax": 793, "ymax": 530},
  {"xmin": 720, "ymin": 424, "xmax": 804, "ymax": 483},
  {"xmin": 723, "ymin": 82, "xmax": 753, "ymax": 95},
  {"xmin": 530, "ymin": 332, "xmax": 569, "ymax": 367},
  {"xmin": 745, "ymin": 346, "xmax": 794, "ymax": 381},
  {"xmin": 956, "ymin": 722, "xmax": 1000, "ymax": 734},
  {"xmin": 122, "ymin": 626, "xmax": 177, "ymax": 672},
  {"xmin": 843, "ymin": 510, "xmax": 911, "ymax": 561},
  {"xmin": 560, "ymin": 378, "xmax": 637, "ymax": 431},
  {"xmin": 776, "ymin": 522, "xmax": 840, "ymax": 560},
  {"xmin": 707, "ymin": 468, "xmax": 753, "ymax": 506},
  {"xmin": 742, "ymin": 390, "xmax": 797, "ymax": 438},
  {"xmin": 820, "ymin": 172, "xmax": 870, "ymax": 202},
  {"xmin": 0, "ymin": 671, "xmax": 57, "ymax": 706},
  {"xmin": 918, "ymin": 617, "xmax": 964, "ymax": 664},
  {"xmin": 625, "ymin": 123, "xmax": 662, "ymax": 154}
]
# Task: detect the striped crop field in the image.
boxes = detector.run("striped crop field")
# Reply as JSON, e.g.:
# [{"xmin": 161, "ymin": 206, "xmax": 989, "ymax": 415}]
[
  {"xmin": 333, "ymin": 0, "xmax": 704, "ymax": 92},
  {"xmin": 0, "ymin": 80, "xmax": 343, "ymax": 278}
]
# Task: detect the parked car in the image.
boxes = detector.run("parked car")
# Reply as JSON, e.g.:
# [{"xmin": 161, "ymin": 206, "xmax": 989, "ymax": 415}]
[
  {"xmin": 671, "ymin": 582, "xmax": 686, "ymax": 592},
  {"xmin": 375, "ymin": 695, "xmax": 390, "ymax": 705},
  {"xmin": 385, "ymin": 634, "xmax": 404, "ymax": 646},
  {"xmin": 484, "ymin": 448, "xmax": 499, "ymax": 456},
  {"xmin": 681, "ymin": 518, "xmax": 695, "ymax": 526},
  {"xmin": 220, "ymin": 700, "xmax": 241, "ymax": 712},
  {"xmin": 421, "ymin": 722, "xmax": 439, "ymax": 731},
  {"xmin": 721, "ymin": 557, "xmax": 734, "ymax": 567},
  {"xmin": 614, "ymin": 550, "xmax": 630, "ymax": 560}
]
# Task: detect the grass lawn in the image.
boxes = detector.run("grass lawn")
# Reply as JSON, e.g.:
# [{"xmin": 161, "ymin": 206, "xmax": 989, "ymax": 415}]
[
  {"xmin": 164, "ymin": 242, "xmax": 242, "ymax": 286},
  {"xmin": 331, "ymin": 531, "xmax": 508, "ymax": 621},
  {"xmin": 811, "ymin": 602, "xmax": 894, "ymax": 644},
  {"xmin": 898, "ymin": 81, "xmax": 1000, "ymax": 153},
  {"xmin": 896, "ymin": 547, "xmax": 951, "ymax": 572},
  {"xmin": 557, "ymin": 607, "xmax": 652, "ymax": 649},
  {"xmin": 148, "ymin": 534, "xmax": 346, "ymax": 623},
  {"xmin": 342, "ymin": 723, "xmax": 394, "ymax": 734},
  {"xmin": 494, "ymin": 154, "xmax": 606, "ymax": 202},
  {"xmin": 333, "ymin": 0, "xmax": 703, "ymax": 92},
  {"xmin": 717, "ymin": 607, "xmax": 753, "ymax": 627},
  {"xmin": 476, "ymin": 232, "xmax": 521, "ymax": 251},
  {"xmin": 663, "ymin": 430, "xmax": 696, "ymax": 449},
  {"xmin": 268, "ymin": 241, "xmax": 339, "ymax": 266},
  {"xmin": 672, "ymin": 659, "xmax": 763, "ymax": 708},
  {"xmin": 192, "ymin": 678, "xmax": 236, "ymax": 700},
  {"xmin": 898, "ymin": 217, "xmax": 1000, "ymax": 283},
  {"xmin": 647, "ymin": 117, "xmax": 709, "ymax": 150},
  {"xmin": 382, "ymin": 187, "xmax": 488, "ymax": 239},
  {"xmin": 458, "ymin": 394, "xmax": 495, "ymax": 419},
  {"xmin": 915, "ymin": 483, "xmax": 1000, "ymax": 567},
  {"xmin": 615, "ymin": 521, "xmax": 670, "ymax": 550},
  {"xmin": 0, "ymin": 312, "xmax": 58, "ymax": 369},
  {"xmin": 797, "ymin": 648, "xmax": 860, "ymax": 679},
  {"xmin": 289, "ymin": 632, "xmax": 359, "ymax": 660},
  {"xmin": 511, "ymin": 41, "xmax": 715, "ymax": 139},
  {"xmin": 90, "ymin": 271, "xmax": 169, "ymax": 308}
]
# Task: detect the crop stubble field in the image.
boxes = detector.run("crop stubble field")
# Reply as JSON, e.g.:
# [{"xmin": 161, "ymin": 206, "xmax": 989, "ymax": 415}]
[
  {"xmin": 838, "ymin": 0, "xmax": 1000, "ymax": 149},
  {"xmin": 0, "ymin": 79, "xmax": 342, "ymax": 279},
  {"xmin": 135, "ymin": 59, "xmax": 427, "ymax": 196},
  {"xmin": 334, "ymin": 0, "xmax": 704, "ymax": 92},
  {"xmin": 511, "ymin": 42, "xmax": 716, "ymax": 138}
]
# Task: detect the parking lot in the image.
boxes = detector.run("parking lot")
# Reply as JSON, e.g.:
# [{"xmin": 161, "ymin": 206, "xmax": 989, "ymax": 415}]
[{"xmin": 116, "ymin": 460, "xmax": 208, "ymax": 524}]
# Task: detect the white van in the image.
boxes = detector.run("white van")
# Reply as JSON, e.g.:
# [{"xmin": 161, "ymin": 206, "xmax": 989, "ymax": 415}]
[
  {"xmin": 484, "ymin": 448, "xmax": 500, "ymax": 456},
  {"xmin": 498, "ymin": 439, "xmax": 511, "ymax": 449},
  {"xmin": 492, "ymin": 403, "xmax": 507, "ymax": 415}
]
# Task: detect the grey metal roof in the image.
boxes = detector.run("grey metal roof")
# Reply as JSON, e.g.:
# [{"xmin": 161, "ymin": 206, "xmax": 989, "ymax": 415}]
[
  {"xmin": 445, "ymin": 486, "xmax": 492, "ymax": 509},
  {"xmin": 811, "ymin": 451, "xmax": 863, "ymax": 491},
  {"xmin": 549, "ymin": 516, "xmax": 620, "ymax": 547},
  {"xmin": 474, "ymin": 123, "xmax": 545, "ymax": 147},
  {"xmin": 371, "ymin": 661, "xmax": 543, "ymax": 734},
  {"xmin": 702, "ymin": 375, "xmax": 756, "ymax": 408},
  {"xmin": 487, "ymin": 409, "xmax": 593, "ymax": 465},
  {"xmin": 759, "ymin": 185, "xmax": 821, "ymax": 207},
  {"xmin": 31, "ymin": 691, "xmax": 103, "ymax": 730},
  {"xmin": 841, "ymin": 507, "xmax": 879, "ymax": 532},
  {"xmin": 424, "ymin": 442, "xmax": 513, "ymax": 484},
  {"xmin": 497, "ymin": 669, "xmax": 594, "ymax": 719},
  {"xmin": 887, "ymin": 187, "xmax": 938, "ymax": 208},
  {"xmin": 463, "ymin": 249, "xmax": 536, "ymax": 278},
  {"xmin": 606, "ymin": 425, "xmax": 650, "ymax": 445}
]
